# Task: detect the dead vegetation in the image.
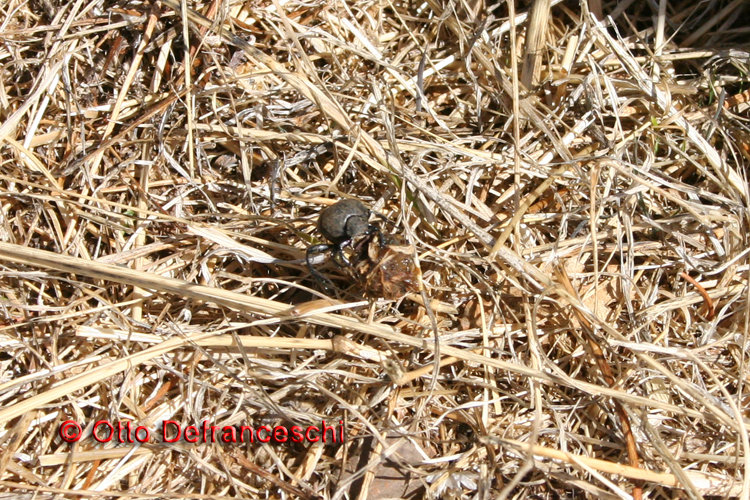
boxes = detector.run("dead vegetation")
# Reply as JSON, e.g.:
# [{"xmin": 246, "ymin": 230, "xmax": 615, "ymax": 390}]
[{"xmin": 0, "ymin": 0, "xmax": 749, "ymax": 498}]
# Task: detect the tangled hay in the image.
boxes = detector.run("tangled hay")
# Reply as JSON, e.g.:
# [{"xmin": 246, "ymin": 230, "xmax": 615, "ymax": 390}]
[{"xmin": 1, "ymin": 0, "xmax": 749, "ymax": 498}]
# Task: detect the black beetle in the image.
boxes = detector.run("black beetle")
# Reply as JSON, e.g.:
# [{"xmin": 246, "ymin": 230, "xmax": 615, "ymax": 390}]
[
  {"xmin": 317, "ymin": 199, "xmax": 370, "ymax": 244},
  {"xmin": 306, "ymin": 199, "xmax": 375, "ymax": 285}
]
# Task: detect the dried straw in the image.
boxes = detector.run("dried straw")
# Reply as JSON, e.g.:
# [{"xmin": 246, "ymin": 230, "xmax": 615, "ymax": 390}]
[{"xmin": 1, "ymin": 0, "xmax": 749, "ymax": 498}]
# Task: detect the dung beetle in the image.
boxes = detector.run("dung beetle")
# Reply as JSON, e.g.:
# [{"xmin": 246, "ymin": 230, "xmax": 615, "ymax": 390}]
[
  {"xmin": 318, "ymin": 199, "xmax": 371, "ymax": 245},
  {"xmin": 306, "ymin": 199, "xmax": 375, "ymax": 285},
  {"xmin": 306, "ymin": 199, "xmax": 420, "ymax": 298}
]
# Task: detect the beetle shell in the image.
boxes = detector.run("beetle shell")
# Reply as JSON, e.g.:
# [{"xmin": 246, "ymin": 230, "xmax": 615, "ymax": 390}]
[{"xmin": 317, "ymin": 199, "xmax": 370, "ymax": 244}]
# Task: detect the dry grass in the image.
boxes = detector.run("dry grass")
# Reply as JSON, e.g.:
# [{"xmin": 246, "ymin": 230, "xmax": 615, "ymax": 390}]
[{"xmin": 1, "ymin": 0, "xmax": 749, "ymax": 498}]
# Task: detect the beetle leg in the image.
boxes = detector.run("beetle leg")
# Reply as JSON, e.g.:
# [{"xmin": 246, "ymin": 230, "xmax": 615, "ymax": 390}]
[
  {"xmin": 371, "ymin": 210, "xmax": 396, "ymax": 229},
  {"xmin": 306, "ymin": 244, "xmax": 335, "ymax": 287},
  {"xmin": 374, "ymin": 226, "xmax": 386, "ymax": 249},
  {"xmin": 332, "ymin": 242, "xmax": 352, "ymax": 267}
]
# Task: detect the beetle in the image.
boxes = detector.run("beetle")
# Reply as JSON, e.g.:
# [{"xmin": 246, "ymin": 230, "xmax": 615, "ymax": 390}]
[
  {"xmin": 306, "ymin": 199, "xmax": 420, "ymax": 299},
  {"xmin": 306, "ymin": 199, "xmax": 375, "ymax": 284}
]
